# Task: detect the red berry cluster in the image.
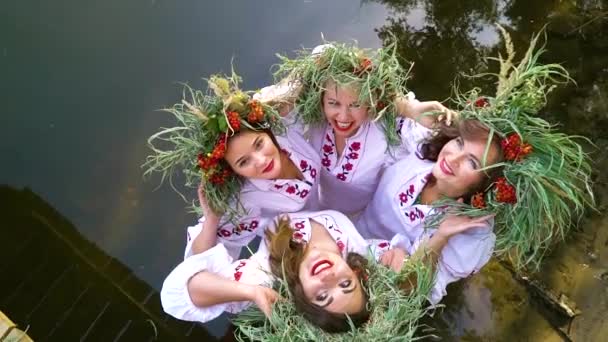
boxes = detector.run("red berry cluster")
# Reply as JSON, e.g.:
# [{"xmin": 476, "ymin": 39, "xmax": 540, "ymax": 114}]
[
  {"xmin": 247, "ymin": 101, "xmax": 264, "ymax": 123},
  {"xmin": 354, "ymin": 58, "xmax": 372, "ymax": 75},
  {"xmin": 495, "ymin": 177, "xmax": 517, "ymax": 204},
  {"xmin": 209, "ymin": 169, "xmax": 231, "ymax": 184},
  {"xmin": 226, "ymin": 111, "xmax": 241, "ymax": 131},
  {"xmin": 197, "ymin": 134, "xmax": 232, "ymax": 185},
  {"xmin": 471, "ymin": 192, "xmax": 486, "ymax": 209},
  {"xmin": 197, "ymin": 153, "xmax": 216, "ymax": 170},
  {"xmin": 501, "ymin": 133, "xmax": 532, "ymax": 162},
  {"xmin": 376, "ymin": 101, "xmax": 386, "ymax": 110},
  {"xmin": 474, "ymin": 97, "xmax": 489, "ymax": 108}
]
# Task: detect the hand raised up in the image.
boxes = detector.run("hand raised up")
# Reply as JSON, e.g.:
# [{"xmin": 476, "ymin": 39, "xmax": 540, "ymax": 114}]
[
  {"xmin": 198, "ymin": 183, "xmax": 220, "ymax": 225},
  {"xmin": 437, "ymin": 214, "xmax": 495, "ymax": 239}
]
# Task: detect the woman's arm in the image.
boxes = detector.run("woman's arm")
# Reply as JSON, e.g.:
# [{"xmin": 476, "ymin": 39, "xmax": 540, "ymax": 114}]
[
  {"xmin": 388, "ymin": 214, "xmax": 493, "ymax": 293},
  {"xmin": 191, "ymin": 185, "xmax": 221, "ymax": 255},
  {"xmin": 187, "ymin": 271, "xmax": 254, "ymax": 306},
  {"xmin": 394, "ymin": 95, "xmax": 457, "ymax": 128}
]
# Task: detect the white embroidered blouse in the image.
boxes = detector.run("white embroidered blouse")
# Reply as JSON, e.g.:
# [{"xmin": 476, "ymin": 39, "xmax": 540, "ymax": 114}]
[
  {"xmin": 356, "ymin": 153, "xmax": 496, "ymax": 304},
  {"xmin": 185, "ymin": 130, "xmax": 322, "ymax": 260},
  {"xmin": 285, "ymin": 113, "xmax": 431, "ymax": 216},
  {"xmin": 161, "ymin": 210, "xmax": 397, "ymax": 323}
]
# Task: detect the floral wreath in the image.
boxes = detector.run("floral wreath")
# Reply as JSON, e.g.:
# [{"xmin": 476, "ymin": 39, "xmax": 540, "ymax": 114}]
[
  {"xmin": 233, "ymin": 254, "xmax": 436, "ymax": 341},
  {"xmin": 273, "ymin": 39, "xmax": 411, "ymax": 146},
  {"xmin": 144, "ymin": 70, "xmax": 285, "ymax": 218},
  {"xmin": 431, "ymin": 26, "xmax": 595, "ymax": 271}
]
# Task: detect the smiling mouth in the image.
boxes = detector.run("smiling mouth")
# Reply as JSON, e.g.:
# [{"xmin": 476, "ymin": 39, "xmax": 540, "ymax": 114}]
[
  {"xmin": 262, "ymin": 159, "xmax": 275, "ymax": 173},
  {"xmin": 334, "ymin": 121, "xmax": 354, "ymax": 132},
  {"xmin": 439, "ymin": 158, "xmax": 454, "ymax": 176},
  {"xmin": 311, "ymin": 259, "xmax": 333, "ymax": 276}
]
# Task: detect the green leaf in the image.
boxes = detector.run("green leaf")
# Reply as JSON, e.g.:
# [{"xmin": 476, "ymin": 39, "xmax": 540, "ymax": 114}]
[{"xmin": 218, "ymin": 115, "xmax": 228, "ymax": 131}]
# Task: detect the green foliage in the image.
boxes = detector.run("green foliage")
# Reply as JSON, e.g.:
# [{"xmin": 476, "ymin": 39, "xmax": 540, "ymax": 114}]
[
  {"xmin": 233, "ymin": 257, "xmax": 435, "ymax": 341},
  {"xmin": 142, "ymin": 71, "xmax": 285, "ymax": 221},
  {"xmin": 273, "ymin": 39, "xmax": 411, "ymax": 146},
  {"xmin": 436, "ymin": 27, "xmax": 595, "ymax": 270}
]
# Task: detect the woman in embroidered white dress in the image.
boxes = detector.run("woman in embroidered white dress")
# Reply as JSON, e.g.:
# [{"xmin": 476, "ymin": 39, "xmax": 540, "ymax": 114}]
[
  {"xmin": 184, "ymin": 126, "xmax": 324, "ymax": 260},
  {"xmin": 256, "ymin": 42, "xmax": 456, "ymax": 217},
  {"xmin": 145, "ymin": 74, "xmax": 323, "ymax": 260},
  {"xmin": 357, "ymin": 119, "xmax": 504, "ymax": 304},
  {"xmin": 161, "ymin": 206, "xmax": 490, "ymax": 332}
]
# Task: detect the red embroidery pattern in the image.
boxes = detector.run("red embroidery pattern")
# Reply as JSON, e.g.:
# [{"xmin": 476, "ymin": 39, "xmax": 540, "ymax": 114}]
[
  {"xmin": 377, "ymin": 241, "xmax": 389, "ymax": 249},
  {"xmin": 217, "ymin": 220, "xmax": 259, "ymax": 238},
  {"xmin": 299, "ymin": 159, "xmax": 317, "ymax": 179},
  {"xmin": 336, "ymin": 240, "xmax": 345, "ymax": 252},
  {"xmin": 336, "ymin": 141, "xmax": 361, "ymax": 182},
  {"xmin": 292, "ymin": 220, "xmax": 308, "ymax": 242},
  {"xmin": 407, "ymin": 208, "xmax": 425, "ymax": 222},
  {"xmin": 321, "ymin": 133, "xmax": 336, "ymax": 170},
  {"xmin": 274, "ymin": 183, "xmax": 310, "ymax": 199},
  {"xmin": 398, "ymin": 184, "xmax": 416, "ymax": 206},
  {"xmin": 234, "ymin": 260, "xmax": 247, "ymax": 281}
]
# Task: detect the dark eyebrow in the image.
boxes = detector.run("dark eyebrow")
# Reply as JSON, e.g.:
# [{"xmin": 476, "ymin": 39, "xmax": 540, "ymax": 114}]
[
  {"xmin": 343, "ymin": 283, "xmax": 357, "ymax": 294},
  {"xmin": 235, "ymin": 137, "xmax": 261, "ymax": 165},
  {"xmin": 320, "ymin": 296, "xmax": 334, "ymax": 308}
]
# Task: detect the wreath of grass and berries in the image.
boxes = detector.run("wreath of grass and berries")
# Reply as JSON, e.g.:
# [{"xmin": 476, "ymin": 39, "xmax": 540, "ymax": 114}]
[
  {"xmin": 426, "ymin": 26, "xmax": 595, "ymax": 271},
  {"xmin": 144, "ymin": 71, "xmax": 285, "ymax": 220},
  {"xmin": 273, "ymin": 39, "xmax": 411, "ymax": 147},
  {"xmin": 233, "ymin": 252, "xmax": 436, "ymax": 342}
]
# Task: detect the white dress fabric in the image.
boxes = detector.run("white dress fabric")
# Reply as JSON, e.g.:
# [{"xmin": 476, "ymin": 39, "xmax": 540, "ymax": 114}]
[
  {"xmin": 184, "ymin": 130, "xmax": 322, "ymax": 260},
  {"xmin": 284, "ymin": 112, "xmax": 431, "ymax": 216},
  {"xmin": 356, "ymin": 153, "xmax": 496, "ymax": 304},
  {"xmin": 161, "ymin": 210, "xmax": 397, "ymax": 323}
]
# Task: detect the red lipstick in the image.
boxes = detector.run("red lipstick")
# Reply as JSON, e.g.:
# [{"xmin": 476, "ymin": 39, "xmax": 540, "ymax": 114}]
[
  {"xmin": 262, "ymin": 159, "xmax": 275, "ymax": 173},
  {"xmin": 311, "ymin": 260, "xmax": 333, "ymax": 276}
]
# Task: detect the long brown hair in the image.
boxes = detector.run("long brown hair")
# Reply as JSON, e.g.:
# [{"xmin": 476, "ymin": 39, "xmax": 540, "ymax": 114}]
[
  {"xmin": 265, "ymin": 217, "xmax": 370, "ymax": 333},
  {"xmin": 418, "ymin": 119, "xmax": 504, "ymax": 201}
]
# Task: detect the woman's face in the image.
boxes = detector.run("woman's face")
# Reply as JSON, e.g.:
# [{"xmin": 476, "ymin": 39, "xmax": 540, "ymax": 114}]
[
  {"xmin": 298, "ymin": 248, "xmax": 365, "ymax": 315},
  {"xmin": 432, "ymin": 136, "xmax": 501, "ymax": 198},
  {"xmin": 321, "ymin": 80, "xmax": 369, "ymax": 139},
  {"xmin": 224, "ymin": 130, "xmax": 282, "ymax": 180}
]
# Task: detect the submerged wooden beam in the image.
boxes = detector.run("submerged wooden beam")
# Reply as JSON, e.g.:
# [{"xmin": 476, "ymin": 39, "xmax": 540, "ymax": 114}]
[{"xmin": 498, "ymin": 260, "xmax": 581, "ymax": 341}]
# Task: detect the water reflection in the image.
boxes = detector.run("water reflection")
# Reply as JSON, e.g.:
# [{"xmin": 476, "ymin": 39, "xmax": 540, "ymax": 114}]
[{"xmin": 2, "ymin": 0, "xmax": 607, "ymax": 339}]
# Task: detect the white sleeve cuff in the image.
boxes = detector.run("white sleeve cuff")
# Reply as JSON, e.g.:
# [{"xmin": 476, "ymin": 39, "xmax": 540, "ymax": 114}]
[{"xmin": 161, "ymin": 244, "xmax": 239, "ymax": 323}]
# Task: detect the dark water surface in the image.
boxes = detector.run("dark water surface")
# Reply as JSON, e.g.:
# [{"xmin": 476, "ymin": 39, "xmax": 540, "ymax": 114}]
[{"xmin": 2, "ymin": 0, "xmax": 607, "ymax": 340}]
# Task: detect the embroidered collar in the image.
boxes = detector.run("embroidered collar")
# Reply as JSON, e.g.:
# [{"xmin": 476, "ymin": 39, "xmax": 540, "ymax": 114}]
[
  {"xmin": 396, "ymin": 171, "xmax": 434, "ymax": 225},
  {"xmin": 248, "ymin": 142, "xmax": 318, "ymax": 201},
  {"xmin": 288, "ymin": 215, "xmax": 349, "ymax": 257},
  {"xmin": 320, "ymin": 121, "xmax": 370, "ymax": 182}
]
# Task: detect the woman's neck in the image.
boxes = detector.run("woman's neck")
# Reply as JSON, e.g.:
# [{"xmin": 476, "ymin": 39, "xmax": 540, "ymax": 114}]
[
  {"xmin": 419, "ymin": 182, "xmax": 441, "ymax": 205},
  {"xmin": 276, "ymin": 151, "xmax": 303, "ymax": 180},
  {"xmin": 308, "ymin": 221, "xmax": 340, "ymax": 253},
  {"xmin": 334, "ymin": 134, "xmax": 347, "ymax": 158}
]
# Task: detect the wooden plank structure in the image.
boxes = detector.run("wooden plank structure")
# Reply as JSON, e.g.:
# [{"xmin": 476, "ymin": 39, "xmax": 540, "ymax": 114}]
[{"xmin": 0, "ymin": 186, "xmax": 216, "ymax": 341}]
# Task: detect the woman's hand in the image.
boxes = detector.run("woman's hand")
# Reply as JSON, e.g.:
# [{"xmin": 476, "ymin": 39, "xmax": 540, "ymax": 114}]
[
  {"xmin": 253, "ymin": 79, "xmax": 301, "ymax": 117},
  {"xmin": 380, "ymin": 247, "xmax": 409, "ymax": 273},
  {"xmin": 436, "ymin": 214, "xmax": 494, "ymax": 239},
  {"xmin": 198, "ymin": 184, "xmax": 220, "ymax": 225},
  {"xmin": 248, "ymin": 285, "xmax": 280, "ymax": 319},
  {"xmin": 396, "ymin": 96, "xmax": 458, "ymax": 127}
]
